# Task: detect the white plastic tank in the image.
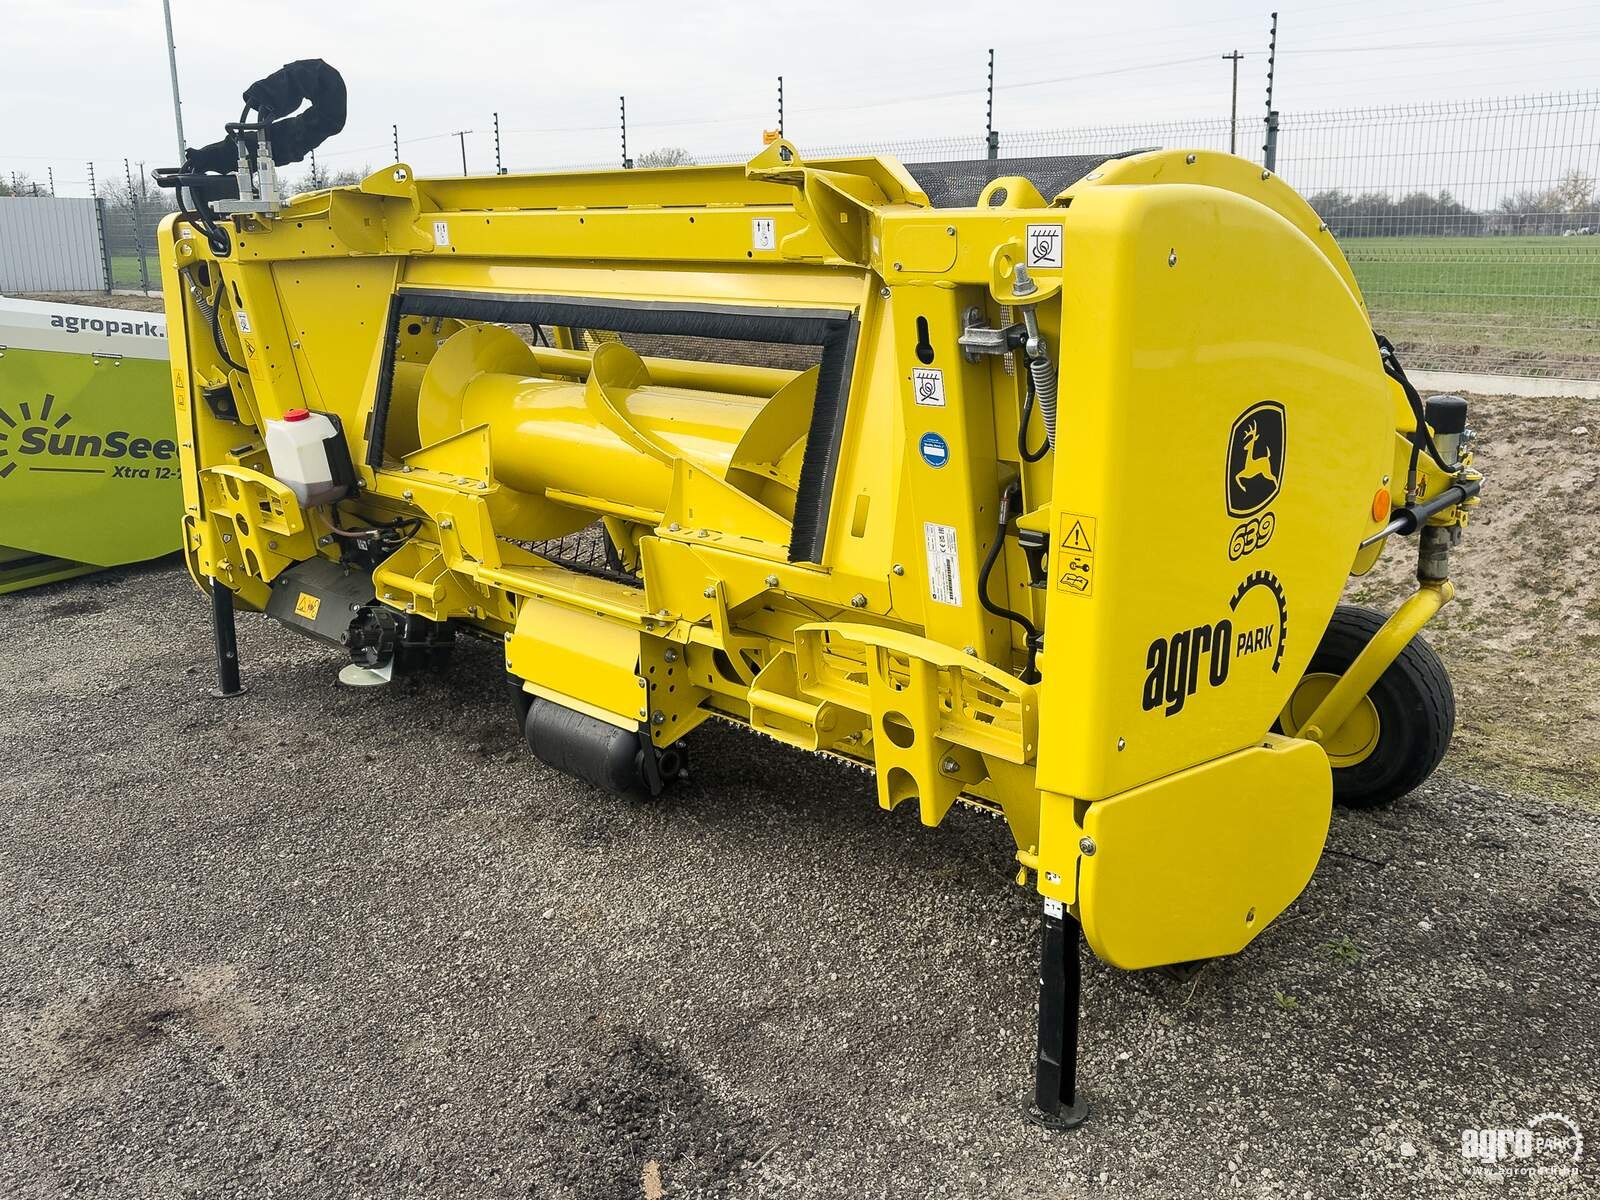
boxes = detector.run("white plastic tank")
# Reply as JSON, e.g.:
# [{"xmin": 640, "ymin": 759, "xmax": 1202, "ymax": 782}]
[{"xmin": 264, "ymin": 408, "xmax": 347, "ymax": 507}]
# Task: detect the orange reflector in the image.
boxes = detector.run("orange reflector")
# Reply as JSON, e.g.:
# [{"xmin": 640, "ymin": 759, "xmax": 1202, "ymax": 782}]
[{"xmin": 1372, "ymin": 488, "xmax": 1391, "ymax": 522}]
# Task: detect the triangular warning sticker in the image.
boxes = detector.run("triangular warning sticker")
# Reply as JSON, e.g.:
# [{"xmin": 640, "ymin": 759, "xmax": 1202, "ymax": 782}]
[{"xmin": 1063, "ymin": 520, "xmax": 1093, "ymax": 552}]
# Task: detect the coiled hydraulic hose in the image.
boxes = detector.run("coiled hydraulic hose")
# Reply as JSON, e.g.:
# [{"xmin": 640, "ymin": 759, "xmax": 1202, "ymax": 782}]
[
  {"xmin": 1021, "ymin": 306, "xmax": 1058, "ymax": 450},
  {"xmin": 183, "ymin": 268, "xmax": 245, "ymax": 374}
]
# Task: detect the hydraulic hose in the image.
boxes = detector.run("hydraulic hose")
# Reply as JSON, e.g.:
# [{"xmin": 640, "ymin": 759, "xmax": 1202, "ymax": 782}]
[{"xmin": 977, "ymin": 481, "xmax": 1043, "ymax": 684}]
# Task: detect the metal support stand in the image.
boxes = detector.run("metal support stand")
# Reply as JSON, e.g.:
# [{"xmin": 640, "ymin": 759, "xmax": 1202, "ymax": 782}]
[
  {"xmin": 1029, "ymin": 899, "xmax": 1090, "ymax": 1129},
  {"xmin": 209, "ymin": 577, "xmax": 246, "ymax": 698}
]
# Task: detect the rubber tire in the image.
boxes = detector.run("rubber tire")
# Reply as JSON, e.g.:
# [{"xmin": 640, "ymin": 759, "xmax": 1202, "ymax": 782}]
[{"xmin": 1305, "ymin": 603, "xmax": 1455, "ymax": 808}]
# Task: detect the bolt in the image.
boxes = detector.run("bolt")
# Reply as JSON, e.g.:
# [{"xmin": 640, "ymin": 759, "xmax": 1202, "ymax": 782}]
[
  {"xmin": 1079, "ymin": 837, "xmax": 1097, "ymax": 856},
  {"xmin": 477, "ymin": 481, "xmax": 488, "ymax": 490},
  {"xmin": 945, "ymin": 225, "xmax": 955, "ymax": 235},
  {"xmin": 703, "ymin": 586, "xmax": 717, "ymax": 599},
  {"xmin": 850, "ymin": 593, "xmax": 867, "ymax": 608},
  {"xmin": 439, "ymin": 518, "xmax": 453, "ymax": 530},
  {"xmin": 879, "ymin": 286, "xmax": 890, "ymax": 299},
  {"xmin": 696, "ymin": 529, "xmax": 709, "ymax": 538},
  {"xmin": 765, "ymin": 574, "xmax": 779, "ymax": 588},
  {"xmin": 892, "ymin": 563, "xmax": 905, "ymax": 576},
  {"xmin": 663, "ymin": 649, "xmax": 678, "ymax": 664},
  {"xmin": 504, "ymin": 632, "xmax": 511, "ymax": 642},
  {"xmin": 637, "ymin": 677, "xmax": 646, "ymax": 687},
  {"xmin": 941, "ymin": 756, "xmax": 959, "ymax": 774},
  {"xmin": 401, "ymin": 464, "xmax": 413, "ymax": 473},
  {"xmin": 402, "ymin": 489, "xmax": 414, "ymax": 501},
  {"xmin": 1167, "ymin": 250, "xmax": 1177, "ymax": 267},
  {"xmin": 221, "ymin": 533, "xmax": 232, "ymax": 543},
  {"xmin": 669, "ymin": 522, "xmax": 682, "ymax": 532},
  {"xmin": 267, "ymin": 539, "xmax": 278, "ymax": 551},
  {"xmin": 652, "ymin": 711, "xmax": 666, "ymax": 725},
  {"xmin": 1117, "ymin": 737, "xmax": 1126, "ymax": 751},
  {"xmin": 1261, "ymin": 169, "xmax": 1272, "ymax": 181},
  {"xmin": 1045, "ymin": 871, "xmax": 1062, "ymax": 884},
  {"xmin": 892, "ymin": 261, "xmax": 902, "ymax": 271},
  {"xmin": 1185, "ymin": 153, "xmax": 1197, "ymax": 164},
  {"xmin": 963, "ymin": 646, "xmax": 977, "ymax": 656}
]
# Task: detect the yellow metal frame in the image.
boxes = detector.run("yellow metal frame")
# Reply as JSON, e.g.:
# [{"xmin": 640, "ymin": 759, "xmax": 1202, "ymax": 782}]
[{"xmin": 160, "ymin": 143, "xmax": 1477, "ymax": 971}]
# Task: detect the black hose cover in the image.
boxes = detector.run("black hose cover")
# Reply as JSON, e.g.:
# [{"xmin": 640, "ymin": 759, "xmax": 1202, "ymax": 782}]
[{"xmin": 184, "ymin": 59, "xmax": 348, "ymax": 174}]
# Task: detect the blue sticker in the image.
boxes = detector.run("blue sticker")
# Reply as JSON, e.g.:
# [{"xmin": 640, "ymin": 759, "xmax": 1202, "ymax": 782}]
[{"xmin": 919, "ymin": 432, "xmax": 950, "ymax": 468}]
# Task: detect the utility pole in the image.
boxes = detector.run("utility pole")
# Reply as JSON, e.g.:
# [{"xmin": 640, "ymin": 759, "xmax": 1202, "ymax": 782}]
[
  {"xmin": 620, "ymin": 96, "xmax": 633, "ymax": 169},
  {"xmin": 493, "ymin": 111, "xmax": 503, "ymax": 174},
  {"xmin": 985, "ymin": 48, "xmax": 999, "ymax": 159},
  {"xmin": 1222, "ymin": 50, "xmax": 1243, "ymax": 154},
  {"xmin": 392, "ymin": 124, "xmax": 400, "ymax": 162},
  {"xmin": 47, "ymin": 167, "xmax": 55, "ymax": 195},
  {"xmin": 161, "ymin": 0, "xmax": 186, "ymax": 159},
  {"xmin": 777, "ymin": 75, "xmax": 784, "ymax": 138},
  {"xmin": 1262, "ymin": 11, "xmax": 1280, "ymax": 171},
  {"xmin": 452, "ymin": 130, "xmax": 472, "ymax": 176}
]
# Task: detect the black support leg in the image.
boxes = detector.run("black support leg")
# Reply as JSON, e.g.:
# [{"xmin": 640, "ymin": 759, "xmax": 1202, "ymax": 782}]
[
  {"xmin": 1029, "ymin": 899, "xmax": 1090, "ymax": 1130},
  {"xmin": 209, "ymin": 577, "xmax": 247, "ymax": 699}
]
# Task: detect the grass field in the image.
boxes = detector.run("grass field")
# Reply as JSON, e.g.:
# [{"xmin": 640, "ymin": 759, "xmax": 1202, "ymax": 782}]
[
  {"xmin": 1340, "ymin": 235, "xmax": 1600, "ymax": 376},
  {"xmin": 107, "ymin": 253, "xmax": 157, "ymax": 291}
]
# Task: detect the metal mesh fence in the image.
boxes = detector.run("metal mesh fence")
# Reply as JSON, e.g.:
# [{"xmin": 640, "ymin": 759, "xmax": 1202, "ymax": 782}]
[
  {"xmin": 1274, "ymin": 94, "xmax": 1600, "ymax": 379},
  {"xmin": 9, "ymin": 92, "xmax": 1598, "ymax": 378},
  {"xmin": 99, "ymin": 195, "xmax": 173, "ymax": 291}
]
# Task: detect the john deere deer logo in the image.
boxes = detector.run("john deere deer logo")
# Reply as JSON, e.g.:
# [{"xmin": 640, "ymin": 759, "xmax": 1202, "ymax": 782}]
[{"xmin": 1226, "ymin": 401, "xmax": 1286, "ymax": 517}]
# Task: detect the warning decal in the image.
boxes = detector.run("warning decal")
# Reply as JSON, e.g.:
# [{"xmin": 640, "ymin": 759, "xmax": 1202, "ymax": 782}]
[
  {"xmin": 752, "ymin": 218, "xmax": 777, "ymax": 251},
  {"xmin": 912, "ymin": 367, "xmax": 945, "ymax": 407},
  {"xmin": 924, "ymin": 521, "xmax": 963, "ymax": 607},
  {"xmin": 1055, "ymin": 511, "xmax": 1098, "ymax": 598},
  {"xmin": 432, "ymin": 219, "xmax": 450, "ymax": 247},
  {"xmin": 294, "ymin": 592, "xmax": 322, "ymax": 620},
  {"xmin": 1026, "ymin": 223, "xmax": 1063, "ymax": 269}
]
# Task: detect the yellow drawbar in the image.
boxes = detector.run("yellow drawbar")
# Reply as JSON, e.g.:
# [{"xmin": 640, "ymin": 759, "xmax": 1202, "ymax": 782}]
[{"xmin": 156, "ymin": 74, "xmax": 1482, "ymax": 1128}]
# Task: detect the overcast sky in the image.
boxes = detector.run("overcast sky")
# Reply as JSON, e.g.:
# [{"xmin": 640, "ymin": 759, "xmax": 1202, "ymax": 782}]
[{"xmin": 3, "ymin": 0, "xmax": 1597, "ymax": 194}]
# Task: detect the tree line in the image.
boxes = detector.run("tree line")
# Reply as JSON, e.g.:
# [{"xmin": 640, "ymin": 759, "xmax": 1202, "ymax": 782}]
[{"xmin": 1306, "ymin": 169, "xmax": 1594, "ymax": 237}]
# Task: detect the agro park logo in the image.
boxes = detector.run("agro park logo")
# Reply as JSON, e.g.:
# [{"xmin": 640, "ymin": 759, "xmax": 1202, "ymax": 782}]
[{"xmin": 0, "ymin": 392, "xmax": 178, "ymax": 482}]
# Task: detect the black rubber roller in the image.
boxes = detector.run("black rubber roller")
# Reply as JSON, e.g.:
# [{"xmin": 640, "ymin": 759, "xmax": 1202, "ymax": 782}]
[{"xmin": 522, "ymin": 695, "xmax": 682, "ymax": 798}]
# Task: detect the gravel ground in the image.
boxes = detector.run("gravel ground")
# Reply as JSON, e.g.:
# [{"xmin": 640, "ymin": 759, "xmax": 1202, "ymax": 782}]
[{"xmin": 2, "ymin": 561, "xmax": 1597, "ymax": 1200}]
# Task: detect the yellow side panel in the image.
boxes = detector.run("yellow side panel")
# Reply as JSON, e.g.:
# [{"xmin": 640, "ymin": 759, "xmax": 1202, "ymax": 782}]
[
  {"xmin": 273, "ymin": 257, "xmax": 400, "ymax": 426},
  {"xmin": 507, "ymin": 598, "xmax": 644, "ymax": 728},
  {"xmin": 1037, "ymin": 181, "xmax": 1391, "ymax": 801},
  {"xmin": 1078, "ymin": 735, "xmax": 1331, "ymax": 970}
]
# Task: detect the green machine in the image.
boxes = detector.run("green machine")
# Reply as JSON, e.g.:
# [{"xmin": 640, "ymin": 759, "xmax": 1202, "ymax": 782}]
[{"xmin": 0, "ymin": 297, "xmax": 181, "ymax": 592}]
